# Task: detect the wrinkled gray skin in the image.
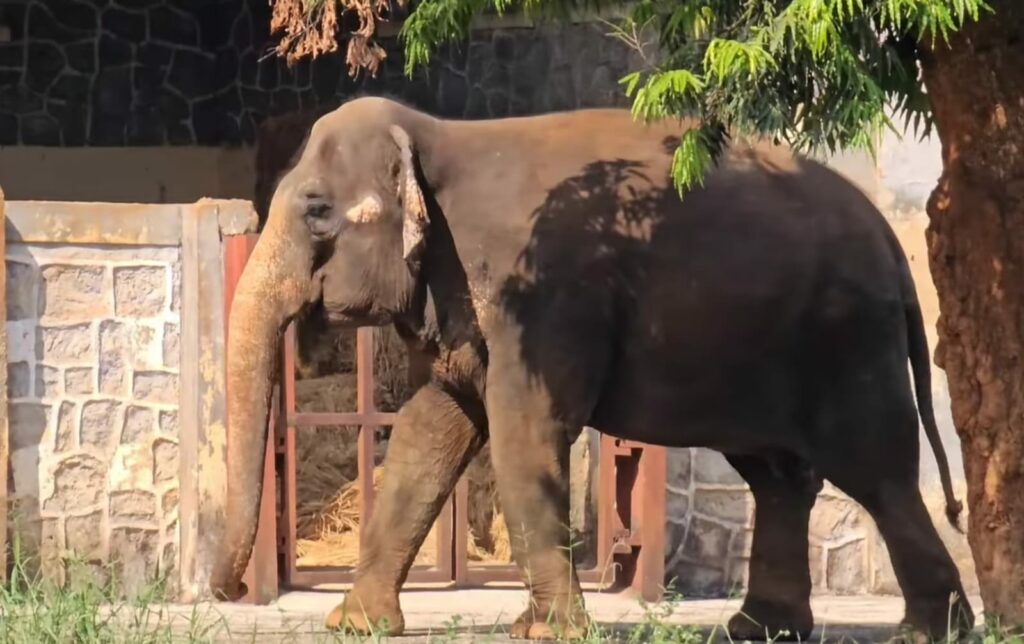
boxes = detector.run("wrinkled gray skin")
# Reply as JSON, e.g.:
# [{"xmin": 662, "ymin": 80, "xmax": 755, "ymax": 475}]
[{"xmin": 210, "ymin": 96, "xmax": 973, "ymax": 641}]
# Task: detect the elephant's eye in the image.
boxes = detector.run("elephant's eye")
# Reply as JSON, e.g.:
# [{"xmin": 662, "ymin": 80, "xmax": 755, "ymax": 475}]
[
  {"xmin": 305, "ymin": 201, "xmax": 332, "ymax": 220},
  {"xmin": 303, "ymin": 198, "xmax": 339, "ymax": 241}
]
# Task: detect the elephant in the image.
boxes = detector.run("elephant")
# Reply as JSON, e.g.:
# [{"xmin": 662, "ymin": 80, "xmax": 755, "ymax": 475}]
[{"xmin": 209, "ymin": 96, "xmax": 974, "ymax": 641}]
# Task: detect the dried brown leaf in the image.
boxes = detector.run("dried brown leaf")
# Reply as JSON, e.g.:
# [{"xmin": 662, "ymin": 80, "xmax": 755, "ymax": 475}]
[{"xmin": 269, "ymin": 0, "xmax": 402, "ymax": 75}]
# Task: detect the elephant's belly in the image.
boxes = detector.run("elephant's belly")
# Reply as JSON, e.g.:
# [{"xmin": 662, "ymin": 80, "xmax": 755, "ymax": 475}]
[
  {"xmin": 588, "ymin": 342, "xmax": 804, "ymax": 453},
  {"xmin": 585, "ymin": 255, "xmax": 812, "ymax": 450}
]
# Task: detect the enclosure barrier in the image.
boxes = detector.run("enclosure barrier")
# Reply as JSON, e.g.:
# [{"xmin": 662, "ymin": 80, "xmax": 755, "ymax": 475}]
[
  {"xmin": 2, "ymin": 196, "xmax": 257, "ymax": 600},
  {"xmin": 225, "ymin": 246, "xmax": 669, "ymax": 604},
  {"xmin": 0, "ymin": 194, "xmax": 666, "ymax": 603}
]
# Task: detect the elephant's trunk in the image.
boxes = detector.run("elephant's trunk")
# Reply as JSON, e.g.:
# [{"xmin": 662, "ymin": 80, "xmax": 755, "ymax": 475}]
[{"xmin": 209, "ymin": 184, "xmax": 317, "ymax": 600}]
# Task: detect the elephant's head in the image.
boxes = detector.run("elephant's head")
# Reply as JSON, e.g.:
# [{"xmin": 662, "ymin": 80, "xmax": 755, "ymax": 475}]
[{"xmin": 209, "ymin": 98, "xmax": 435, "ymax": 599}]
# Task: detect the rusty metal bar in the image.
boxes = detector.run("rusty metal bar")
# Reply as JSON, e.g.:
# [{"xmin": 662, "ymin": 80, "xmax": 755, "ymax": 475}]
[
  {"xmin": 355, "ymin": 327, "xmax": 376, "ymax": 545},
  {"xmin": 632, "ymin": 445, "xmax": 667, "ymax": 601},
  {"xmin": 288, "ymin": 412, "xmax": 398, "ymax": 427},
  {"xmin": 280, "ymin": 324, "xmax": 299, "ymax": 587},
  {"xmin": 596, "ymin": 434, "xmax": 616, "ymax": 574},
  {"xmin": 289, "ymin": 565, "xmax": 455, "ymax": 587},
  {"xmin": 245, "ymin": 391, "xmax": 281, "ymax": 603},
  {"xmin": 434, "ymin": 494, "xmax": 455, "ymax": 579},
  {"xmin": 453, "ymin": 478, "xmax": 470, "ymax": 584},
  {"xmin": 452, "ymin": 565, "xmax": 618, "ymax": 586},
  {"xmin": 224, "ymin": 234, "xmax": 279, "ymax": 604}
]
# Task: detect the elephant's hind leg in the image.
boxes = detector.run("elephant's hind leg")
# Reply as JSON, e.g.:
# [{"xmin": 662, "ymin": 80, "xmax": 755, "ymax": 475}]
[
  {"xmin": 326, "ymin": 384, "xmax": 486, "ymax": 635},
  {"xmin": 824, "ymin": 471, "xmax": 974, "ymax": 640},
  {"xmin": 725, "ymin": 452, "xmax": 820, "ymax": 642}
]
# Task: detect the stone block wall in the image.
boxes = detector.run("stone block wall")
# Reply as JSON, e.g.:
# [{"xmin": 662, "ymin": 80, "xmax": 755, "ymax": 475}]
[
  {"xmin": 3, "ymin": 198, "xmax": 257, "ymax": 598},
  {"xmin": 662, "ymin": 449, "xmax": 878, "ymax": 596},
  {"xmin": 663, "ymin": 447, "xmax": 974, "ymax": 598},
  {"xmin": 6, "ymin": 243, "xmax": 181, "ymax": 592},
  {"xmin": 0, "ymin": 0, "xmax": 641, "ymax": 146}
]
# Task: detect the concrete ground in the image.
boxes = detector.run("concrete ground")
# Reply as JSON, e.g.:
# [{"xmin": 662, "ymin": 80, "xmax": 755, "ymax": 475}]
[{"xmin": 141, "ymin": 589, "xmax": 985, "ymax": 642}]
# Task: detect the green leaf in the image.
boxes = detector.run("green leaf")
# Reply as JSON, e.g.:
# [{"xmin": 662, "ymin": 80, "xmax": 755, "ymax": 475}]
[
  {"xmin": 703, "ymin": 38, "xmax": 776, "ymax": 82},
  {"xmin": 355, "ymin": 0, "xmax": 995, "ymax": 195},
  {"xmin": 671, "ymin": 126, "xmax": 718, "ymax": 195},
  {"xmin": 630, "ymin": 69, "xmax": 705, "ymax": 121},
  {"xmin": 620, "ymin": 71, "xmax": 643, "ymax": 97}
]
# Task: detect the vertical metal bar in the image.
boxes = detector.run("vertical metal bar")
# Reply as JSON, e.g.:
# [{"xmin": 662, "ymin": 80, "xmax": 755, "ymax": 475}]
[
  {"xmin": 248, "ymin": 393, "xmax": 281, "ymax": 603},
  {"xmin": 453, "ymin": 477, "xmax": 470, "ymax": 584},
  {"xmin": 280, "ymin": 324, "xmax": 298, "ymax": 586},
  {"xmin": 596, "ymin": 434, "xmax": 616, "ymax": 578},
  {"xmin": 632, "ymin": 446, "xmax": 667, "ymax": 602},
  {"xmin": 222, "ymin": 235, "xmax": 256, "ymax": 322},
  {"xmin": 356, "ymin": 327, "xmax": 376, "ymax": 544},
  {"xmin": 434, "ymin": 498, "xmax": 454, "ymax": 578},
  {"xmin": 613, "ymin": 448, "xmax": 639, "ymax": 591},
  {"xmin": 224, "ymin": 234, "xmax": 278, "ymax": 604}
]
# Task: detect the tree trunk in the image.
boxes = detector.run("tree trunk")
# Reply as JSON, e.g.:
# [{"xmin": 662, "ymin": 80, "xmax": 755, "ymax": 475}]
[{"xmin": 920, "ymin": 1, "xmax": 1024, "ymax": 626}]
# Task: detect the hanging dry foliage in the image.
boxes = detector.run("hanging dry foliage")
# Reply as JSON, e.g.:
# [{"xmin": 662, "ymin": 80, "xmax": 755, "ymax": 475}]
[{"xmin": 270, "ymin": 0, "xmax": 398, "ymax": 77}]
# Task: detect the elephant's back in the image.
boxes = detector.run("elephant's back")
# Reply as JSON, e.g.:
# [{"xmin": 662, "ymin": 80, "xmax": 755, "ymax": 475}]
[
  {"xmin": 598, "ymin": 141, "xmax": 906, "ymax": 437},
  {"xmin": 636, "ymin": 141, "xmax": 904, "ymax": 353}
]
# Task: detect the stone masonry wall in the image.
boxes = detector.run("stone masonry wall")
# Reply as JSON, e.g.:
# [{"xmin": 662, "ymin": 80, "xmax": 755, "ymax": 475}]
[
  {"xmin": 0, "ymin": 0, "xmax": 640, "ymax": 146},
  {"xmin": 6, "ymin": 242, "xmax": 181, "ymax": 595},
  {"xmin": 664, "ymin": 449, "xmax": 880, "ymax": 597},
  {"xmin": 664, "ymin": 448, "xmax": 973, "ymax": 599}
]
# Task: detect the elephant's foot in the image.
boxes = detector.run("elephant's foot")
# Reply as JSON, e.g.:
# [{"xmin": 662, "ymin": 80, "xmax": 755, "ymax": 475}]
[
  {"xmin": 727, "ymin": 598, "xmax": 813, "ymax": 642},
  {"xmin": 897, "ymin": 594, "xmax": 974, "ymax": 643},
  {"xmin": 509, "ymin": 596, "xmax": 590, "ymax": 640},
  {"xmin": 325, "ymin": 586, "xmax": 404, "ymax": 636}
]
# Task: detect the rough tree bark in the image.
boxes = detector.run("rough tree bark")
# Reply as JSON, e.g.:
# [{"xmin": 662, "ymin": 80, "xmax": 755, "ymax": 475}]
[{"xmin": 920, "ymin": 1, "xmax": 1024, "ymax": 626}]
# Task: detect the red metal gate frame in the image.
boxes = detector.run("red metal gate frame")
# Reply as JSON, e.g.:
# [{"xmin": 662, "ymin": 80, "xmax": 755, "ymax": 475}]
[
  {"xmin": 223, "ymin": 240, "xmax": 667, "ymax": 603},
  {"xmin": 277, "ymin": 325, "xmax": 456, "ymax": 588}
]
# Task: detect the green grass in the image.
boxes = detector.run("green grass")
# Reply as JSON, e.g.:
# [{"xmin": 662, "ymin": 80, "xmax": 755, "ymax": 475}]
[
  {"xmin": 0, "ymin": 531, "xmax": 228, "ymax": 643},
  {"xmin": 1, "ymin": 530, "xmax": 1022, "ymax": 643}
]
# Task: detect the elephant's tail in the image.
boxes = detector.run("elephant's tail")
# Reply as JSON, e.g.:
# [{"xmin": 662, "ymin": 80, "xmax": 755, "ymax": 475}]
[{"xmin": 892, "ymin": 236, "xmax": 964, "ymax": 532}]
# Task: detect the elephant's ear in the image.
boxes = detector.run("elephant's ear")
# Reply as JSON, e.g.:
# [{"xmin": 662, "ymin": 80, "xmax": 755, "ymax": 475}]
[{"xmin": 390, "ymin": 125, "xmax": 429, "ymax": 263}]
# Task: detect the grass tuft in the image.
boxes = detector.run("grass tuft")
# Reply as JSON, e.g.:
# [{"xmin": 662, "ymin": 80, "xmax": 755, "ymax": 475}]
[
  {"xmin": 2, "ymin": 525, "xmax": 1022, "ymax": 644},
  {"xmin": 0, "ymin": 530, "xmax": 228, "ymax": 643}
]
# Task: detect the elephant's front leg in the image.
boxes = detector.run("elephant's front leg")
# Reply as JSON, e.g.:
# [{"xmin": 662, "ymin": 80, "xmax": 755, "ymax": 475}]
[{"xmin": 327, "ymin": 384, "xmax": 486, "ymax": 634}]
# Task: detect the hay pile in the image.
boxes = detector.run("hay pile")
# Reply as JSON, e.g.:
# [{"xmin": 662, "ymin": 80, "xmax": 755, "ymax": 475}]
[
  {"xmin": 294, "ymin": 456, "xmax": 510, "ymax": 567},
  {"xmin": 295, "ymin": 466, "xmax": 442, "ymax": 568},
  {"xmin": 463, "ymin": 446, "xmax": 513, "ymax": 564},
  {"xmin": 292, "ymin": 327, "xmax": 514, "ymax": 568}
]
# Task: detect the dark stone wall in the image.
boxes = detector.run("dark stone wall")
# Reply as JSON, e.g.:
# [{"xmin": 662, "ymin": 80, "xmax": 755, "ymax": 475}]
[{"xmin": 0, "ymin": 0, "xmax": 641, "ymax": 147}]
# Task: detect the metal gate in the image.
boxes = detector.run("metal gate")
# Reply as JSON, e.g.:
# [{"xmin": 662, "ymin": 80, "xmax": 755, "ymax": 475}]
[{"xmin": 224, "ymin": 243, "xmax": 667, "ymax": 604}]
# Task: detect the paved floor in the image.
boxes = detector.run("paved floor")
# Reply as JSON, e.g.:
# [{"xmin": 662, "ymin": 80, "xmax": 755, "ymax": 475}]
[{"xmin": 141, "ymin": 590, "xmax": 985, "ymax": 642}]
